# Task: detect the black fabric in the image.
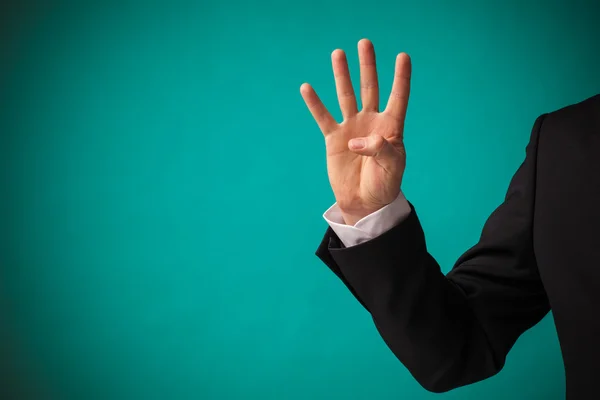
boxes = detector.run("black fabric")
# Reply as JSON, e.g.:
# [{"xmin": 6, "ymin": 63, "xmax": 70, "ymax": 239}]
[{"xmin": 315, "ymin": 93, "xmax": 600, "ymax": 399}]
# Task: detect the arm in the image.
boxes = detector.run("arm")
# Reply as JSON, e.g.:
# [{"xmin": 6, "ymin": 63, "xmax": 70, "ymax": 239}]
[{"xmin": 316, "ymin": 115, "xmax": 550, "ymax": 392}]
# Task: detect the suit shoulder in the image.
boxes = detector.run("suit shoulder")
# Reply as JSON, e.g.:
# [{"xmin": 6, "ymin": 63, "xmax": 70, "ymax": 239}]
[{"xmin": 540, "ymin": 93, "xmax": 600, "ymax": 133}]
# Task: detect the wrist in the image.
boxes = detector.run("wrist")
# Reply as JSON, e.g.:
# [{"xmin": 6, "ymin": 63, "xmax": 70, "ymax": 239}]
[{"xmin": 337, "ymin": 190, "xmax": 402, "ymax": 226}]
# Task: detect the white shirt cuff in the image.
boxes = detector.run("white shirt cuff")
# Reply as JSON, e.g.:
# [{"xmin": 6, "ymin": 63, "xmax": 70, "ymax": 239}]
[{"xmin": 323, "ymin": 191, "xmax": 412, "ymax": 248}]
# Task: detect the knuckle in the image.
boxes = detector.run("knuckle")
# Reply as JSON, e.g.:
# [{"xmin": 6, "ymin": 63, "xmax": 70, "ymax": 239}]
[
  {"xmin": 361, "ymin": 81, "xmax": 377, "ymax": 90},
  {"xmin": 389, "ymin": 91, "xmax": 407, "ymax": 101},
  {"xmin": 371, "ymin": 135, "xmax": 385, "ymax": 148}
]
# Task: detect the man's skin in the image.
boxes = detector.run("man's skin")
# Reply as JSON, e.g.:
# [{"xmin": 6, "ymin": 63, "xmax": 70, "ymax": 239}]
[{"xmin": 300, "ymin": 38, "xmax": 410, "ymax": 225}]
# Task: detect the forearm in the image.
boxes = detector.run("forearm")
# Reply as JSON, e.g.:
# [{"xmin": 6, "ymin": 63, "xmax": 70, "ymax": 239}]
[{"xmin": 323, "ymin": 208, "xmax": 501, "ymax": 393}]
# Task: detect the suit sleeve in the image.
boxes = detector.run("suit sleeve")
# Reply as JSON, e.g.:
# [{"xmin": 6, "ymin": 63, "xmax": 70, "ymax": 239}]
[{"xmin": 315, "ymin": 114, "xmax": 551, "ymax": 393}]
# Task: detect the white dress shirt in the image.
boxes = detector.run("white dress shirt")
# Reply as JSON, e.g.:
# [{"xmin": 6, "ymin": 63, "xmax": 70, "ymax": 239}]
[{"xmin": 323, "ymin": 191, "xmax": 412, "ymax": 248}]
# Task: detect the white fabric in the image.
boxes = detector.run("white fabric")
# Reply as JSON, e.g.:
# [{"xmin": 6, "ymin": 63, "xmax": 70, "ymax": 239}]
[{"xmin": 323, "ymin": 191, "xmax": 411, "ymax": 248}]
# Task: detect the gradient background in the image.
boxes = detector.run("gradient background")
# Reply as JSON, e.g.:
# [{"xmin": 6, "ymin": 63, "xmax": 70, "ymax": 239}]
[{"xmin": 2, "ymin": 1, "xmax": 600, "ymax": 399}]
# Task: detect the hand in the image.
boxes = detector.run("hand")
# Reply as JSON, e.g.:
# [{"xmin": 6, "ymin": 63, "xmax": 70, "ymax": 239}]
[{"xmin": 301, "ymin": 39, "xmax": 412, "ymax": 226}]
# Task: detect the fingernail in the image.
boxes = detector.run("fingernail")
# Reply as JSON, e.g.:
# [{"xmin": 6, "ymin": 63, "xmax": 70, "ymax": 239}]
[{"xmin": 350, "ymin": 138, "xmax": 365, "ymax": 149}]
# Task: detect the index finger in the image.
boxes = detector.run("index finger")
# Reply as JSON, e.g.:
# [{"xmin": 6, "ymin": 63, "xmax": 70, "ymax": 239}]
[
  {"xmin": 384, "ymin": 53, "xmax": 411, "ymax": 122},
  {"xmin": 300, "ymin": 83, "xmax": 337, "ymax": 135}
]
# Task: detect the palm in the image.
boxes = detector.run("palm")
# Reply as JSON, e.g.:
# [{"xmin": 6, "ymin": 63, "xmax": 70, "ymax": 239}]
[
  {"xmin": 301, "ymin": 39, "xmax": 412, "ymax": 224},
  {"xmin": 326, "ymin": 112, "xmax": 405, "ymax": 212}
]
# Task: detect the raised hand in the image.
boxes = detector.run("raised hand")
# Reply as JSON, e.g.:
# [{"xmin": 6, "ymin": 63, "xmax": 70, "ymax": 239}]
[{"xmin": 301, "ymin": 39, "xmax": 412, "ymax": 226}]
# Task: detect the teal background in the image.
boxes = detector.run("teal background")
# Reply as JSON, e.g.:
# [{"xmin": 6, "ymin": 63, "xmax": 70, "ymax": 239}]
[{"xmin": 2, "ymin": 1, "xmax": 599, "ymax": 399}]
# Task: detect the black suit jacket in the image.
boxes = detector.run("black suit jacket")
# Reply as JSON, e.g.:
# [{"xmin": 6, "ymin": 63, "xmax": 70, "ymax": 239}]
[{"xmin": 316, "ymin": 94, "xmax": 600, "ymax": 399}]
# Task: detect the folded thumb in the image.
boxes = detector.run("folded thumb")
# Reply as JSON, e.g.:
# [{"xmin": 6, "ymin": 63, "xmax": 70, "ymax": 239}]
[{"xmin": 348, "ymin": 135, "xmax": 397, "ymax": 163}]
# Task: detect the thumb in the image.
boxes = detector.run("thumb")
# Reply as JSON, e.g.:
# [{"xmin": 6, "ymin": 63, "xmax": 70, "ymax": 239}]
[{"xmin": 348, "ymin": 135, "xmax": 399, "ymax": 164}]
